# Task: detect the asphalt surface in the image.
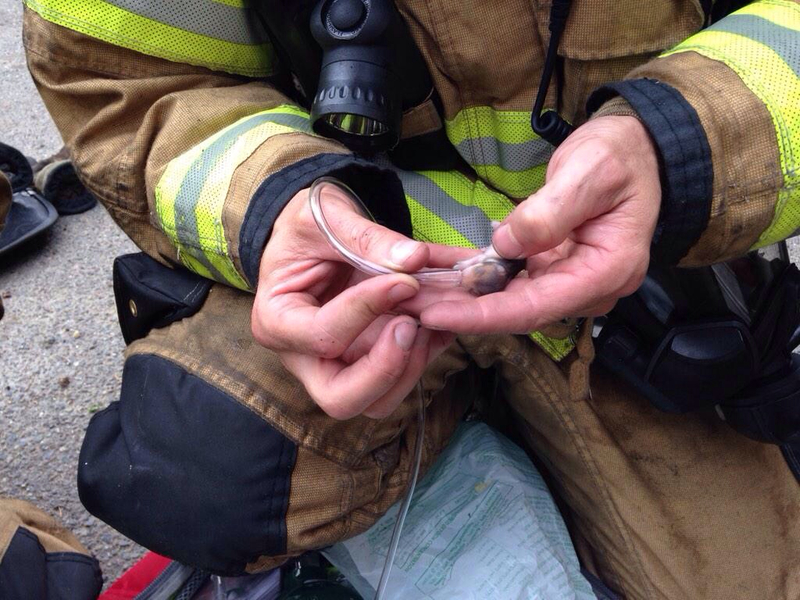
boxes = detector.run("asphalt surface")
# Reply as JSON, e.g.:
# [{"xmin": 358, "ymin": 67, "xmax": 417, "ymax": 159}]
[{"xmin": 0, "ymin": 1, "xmax": 143, "ymax": 585}]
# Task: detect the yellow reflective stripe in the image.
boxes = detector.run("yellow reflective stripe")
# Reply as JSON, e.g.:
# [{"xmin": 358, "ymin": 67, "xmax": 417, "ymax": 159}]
[
  {"xmin": 446, "ymin": 107, "xmax": 540, "ymax": 146},
  {"xmin": 407, "ymin": 197, "xmax": 474, "ymax": 247},
  {"xmin": 422, "ymin": 170, "xmax": 516, "ymax": 223},
  {"xmin": 180, "ymin": 253, "xmax": 214, "ymax": 281},
  {"xmin": 735, "ymin": 0, "xmax": 800, "ymax": 31},
  {"xmin": 395, "ymin": 169, "xmax": 505, "ymax": 247},
  {"xmin": 663, "ymin": 0, "xmax": 800, "ymax": 248},
  {"xmin": 156, "ymin": 106, "xmax": 312, "ymax": 289},
  {"xmin": 24, "ymin": 0, "xmax": 275, "ymax": 78},
  {"xmin": 397, "ymin": 167, "xmax": 575, "ymax": 361},
  {"xmin": 445, "ymin": 107, "xmax": 552, "ymax": 198},
  {"xmin": 530, "ymin": 331, "xmax": 575, "ymax": 362},
  {"xmin": 480, "ymin": 163, "xmax": 548, "ymax": 199}
]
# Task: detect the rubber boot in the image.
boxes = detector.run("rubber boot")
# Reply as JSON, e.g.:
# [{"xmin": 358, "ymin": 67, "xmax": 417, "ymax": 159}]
[{"xmin": 33, "ymin": 146, "xmax": 96, "ymax": 215}]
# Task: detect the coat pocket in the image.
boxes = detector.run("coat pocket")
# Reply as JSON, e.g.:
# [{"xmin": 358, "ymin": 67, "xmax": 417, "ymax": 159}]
[{"xmin": 533, "ymin": 0, "xmax": 705, "ymax": 60}]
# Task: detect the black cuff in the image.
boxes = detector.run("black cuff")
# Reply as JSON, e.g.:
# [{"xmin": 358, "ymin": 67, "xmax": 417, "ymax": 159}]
[
  {"xmin": 587, "ymin": 79, "xmax": 713, "ymax": 264},
  {"xmin": 239, "ymin": 154, "xmax": 410, "ymax": 287}
]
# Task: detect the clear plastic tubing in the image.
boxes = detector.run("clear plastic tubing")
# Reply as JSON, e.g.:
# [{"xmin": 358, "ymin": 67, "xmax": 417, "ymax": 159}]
[
  {"xmin": 309, "ymin": 177, "xmax": 463, "ymax": 288},
  {"xmin": 374, "ymin": 383, "xmax": 425, "ymax": 600},
  {"xmin": 309, "ymin": 177, "xmax": 427, "ymax": 600}
]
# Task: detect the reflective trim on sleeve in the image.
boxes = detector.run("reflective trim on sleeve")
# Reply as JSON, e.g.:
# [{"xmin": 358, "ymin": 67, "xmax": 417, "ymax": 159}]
[
  {"xmin": 445, "ymin": 106, "xmax": 552, "ymax": 198},
  {"xmin": 392, "ymin": 166, "xmax": 576, "ymax": 361},
  {"xmin": 103, "ymin": 0, "xmax": 270, "ymax": 45},
  {"xmin": 662, "ymin": 0, "xmax": 800, "ymax": 249},
  {"xmin": 24, "ymin": 0, "xmax": 275, "ymax": 77},
  {"xmin": 394, "ymin": 169, "xmax": 514, "ymax": 248},
  {"xmin": 155, "ymin": 106, "xmax": 313, "ymax": 290}
]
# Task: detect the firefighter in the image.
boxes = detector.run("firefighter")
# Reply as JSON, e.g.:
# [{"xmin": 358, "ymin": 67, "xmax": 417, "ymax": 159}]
[{"xmin": 22, "ymin": 1, "xmax": 800, "ymax": 597}]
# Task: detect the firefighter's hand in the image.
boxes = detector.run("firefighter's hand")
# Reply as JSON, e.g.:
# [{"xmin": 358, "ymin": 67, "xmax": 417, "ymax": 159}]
[
  {"xmin": 418, "ymin": 116, "xmax": 660, "ymax": 333},
  {"xmin": 251, "ymin": 186, "xmax": 454, "ymax": 420}
]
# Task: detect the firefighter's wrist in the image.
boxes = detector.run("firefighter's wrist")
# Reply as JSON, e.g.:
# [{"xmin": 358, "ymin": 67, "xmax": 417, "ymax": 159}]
[{"xmin": 588, "ymin": 80, "xmax": 713, "ymax": 265}]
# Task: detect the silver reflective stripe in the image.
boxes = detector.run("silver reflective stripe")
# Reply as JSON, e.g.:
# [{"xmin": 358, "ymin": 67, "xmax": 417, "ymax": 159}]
[
  {"xmin": 394, "ymin": 169, "xmax": 494, "ymax": 248},
  {"xmin": 455, "ymin": 137, "xmax": 553, "ymax": 172},
  {"xmin": 709, "ymin": 14, "xmax": 800, "ymax": 76},
  {"xmin": 172, "ymin": 111, "xmax": 310, "ymax": 280},
  {"xmin": 104, "ymin": 0, "xmax": 269, "ymax": 44}
]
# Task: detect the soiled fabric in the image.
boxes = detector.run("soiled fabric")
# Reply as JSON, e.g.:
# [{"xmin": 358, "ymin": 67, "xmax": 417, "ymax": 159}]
[
  {"xmin": 78, "ymin": 281, "xmax": 800, "ymax": 599},
  {"xmin": 20, "ymin": 1, "xmax": 800, "ymax": 598},
  {"xmin": 0, "ymin": 497, "xmax": 102, "ymax": 600}
]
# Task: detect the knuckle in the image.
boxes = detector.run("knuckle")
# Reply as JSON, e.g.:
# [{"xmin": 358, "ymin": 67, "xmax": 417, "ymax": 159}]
[
  {"xmin": 515, "ymin": 286, "xmax": 543, "ymax": 331},
  {"xmin": 595, "ymin": 152, "xmax": 628, "ymax": 190},
  {"xmin": 364, "ymin": 402, "xmax": 396, "ymax": 420},
  {"xmin": 295, "ymin": 200, "xmax": 318, "ymax": 232},
  {"xmin": 370, "ymin": 356, "xmax": 405, "ymax": 385},
  {"xmin": 620, "ymin": 273, "xmax": 645, "ymax": 297},
  {"xmin": 358, "ymin": 292, "xmax": 387, "ymax": 321},
  {"xmin": 250, "ymin": 305, "xmax": 273, "ymax": 348},
  {"xmin": 588, "ymin": 299, "xmax": 618, "ymax": 317},
  {"xmin": 623, "ymin": 255, "xmax": 650, "ymax": 295},
  {"xmin": 518, "ymin": 205, "xmax": 555, "ymax": 246},
  {"xmin": 309, "ymin": 332, "xmax": 344, "ymax": 359},
  {"xmin": 587, "ymin": 140, "xmax": 616, "ymax": 167}
]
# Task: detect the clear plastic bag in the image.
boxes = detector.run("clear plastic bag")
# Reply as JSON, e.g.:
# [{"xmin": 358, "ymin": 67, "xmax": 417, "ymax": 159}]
[{"xmin": 324, "ymin": 423, "xmax": 596, "ymax": 600}]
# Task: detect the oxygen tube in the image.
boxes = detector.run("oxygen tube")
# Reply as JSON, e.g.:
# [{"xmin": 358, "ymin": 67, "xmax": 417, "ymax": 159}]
[
  {"xmin": 307, "ymin": 178, "xmax": 424, "ymax": 599},
  {"xmin": 374, "ymin": 382, "xmax": 425, "ymax": 600}
]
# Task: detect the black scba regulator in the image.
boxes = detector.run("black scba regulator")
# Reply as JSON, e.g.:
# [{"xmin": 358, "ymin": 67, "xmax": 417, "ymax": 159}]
[{"xmin": 256, "ymin": 0, "xmax": 432, "ymax": 154}]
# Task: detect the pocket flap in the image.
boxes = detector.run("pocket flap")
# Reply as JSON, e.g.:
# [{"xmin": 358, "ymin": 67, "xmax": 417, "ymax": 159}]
[
  {"xmin": 113, "ymin": 253, "xmax": 212, "ymax": 344},
  {"xmin": 534, "ymin": 0, "xmax": 705, "ymax": 60}
]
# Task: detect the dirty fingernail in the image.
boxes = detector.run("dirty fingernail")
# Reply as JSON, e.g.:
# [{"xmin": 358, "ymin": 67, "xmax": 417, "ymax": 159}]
[
  {"xmin": 493, "ymin": 224, "xmax": 524, "ymax": 259},
  {"xmin": 390, "ymin": 240, "xmax": 420, "ymax": 267},
  {"xmin": 388, "ymin": 282, "xmax": 418, "ymax": 303},
  {"xmin": 394, "ymin": 322, "xmax": 418, "ymax": 351}
]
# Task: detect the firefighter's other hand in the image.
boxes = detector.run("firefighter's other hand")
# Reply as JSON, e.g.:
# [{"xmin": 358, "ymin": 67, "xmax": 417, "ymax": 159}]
[
  {"xmin": 419, "ymin": 116, "xmax": 660, "ymax": 333},
  {"xmin": 252, "ymin": 187, "xmax": 454, "ymax": 419}
]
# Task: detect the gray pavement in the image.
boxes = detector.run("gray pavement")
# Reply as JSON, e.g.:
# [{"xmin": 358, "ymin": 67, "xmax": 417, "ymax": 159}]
[{"xmin": 0, "ymin": 1, "xmax": 143, "ymax": 585}]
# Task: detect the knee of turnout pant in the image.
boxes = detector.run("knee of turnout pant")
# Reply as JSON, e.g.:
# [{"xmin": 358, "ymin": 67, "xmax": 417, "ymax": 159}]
[{"xmin": 79, "ymin": 254, "xmax": 472, "ymax": 575}]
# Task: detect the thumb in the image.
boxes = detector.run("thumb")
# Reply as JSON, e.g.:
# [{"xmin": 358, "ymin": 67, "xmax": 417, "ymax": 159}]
[
  {"xmin": 492, "ymin": 175, "xmax": 596, "ymax": 259},
  {"xmin": 316, "ymin": 184, "xmax": 429, "ymax": 273}
]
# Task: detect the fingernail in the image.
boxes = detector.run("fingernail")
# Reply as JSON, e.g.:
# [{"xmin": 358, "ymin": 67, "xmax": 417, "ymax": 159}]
[
  {"xmin": 394, "ymin": 322, "xmax": 418, "ymax": 351},
  {"xmin": 420, "ymin": 314, "xmax": 449, "ymax": 331},
  {"xmin": 388, "ymin": 282, "xmax": 418, "ymax": 303},
  {"xmin": 390, "ymin": 240, "xmax": 420, "ymax": 267}
]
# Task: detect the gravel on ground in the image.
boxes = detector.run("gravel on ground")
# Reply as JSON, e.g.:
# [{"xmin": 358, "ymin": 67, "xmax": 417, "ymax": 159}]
[{"xmin": 0, "ymin": 1, "xmax": 143, "ymax": 585}]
